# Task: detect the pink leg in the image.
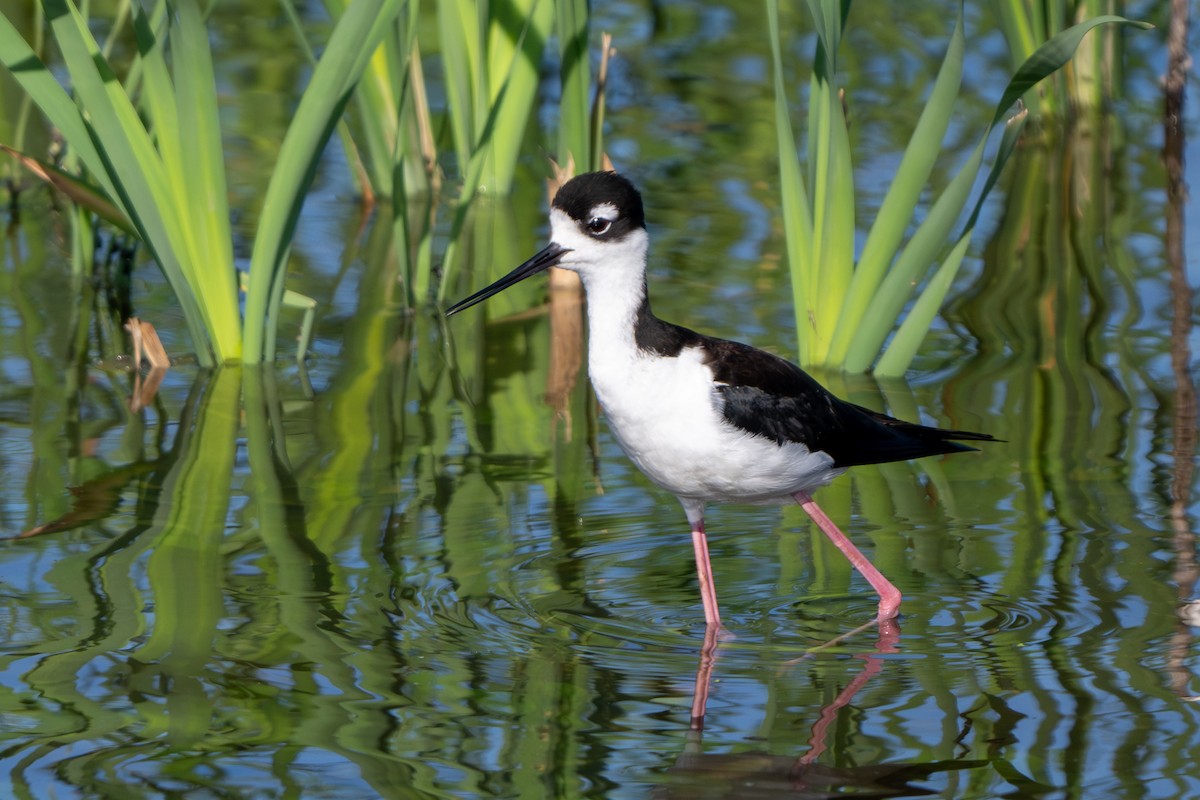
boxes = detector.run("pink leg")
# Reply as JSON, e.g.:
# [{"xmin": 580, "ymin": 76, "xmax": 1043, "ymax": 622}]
[
  {"xmin": 793, "ymin": 490, "xmax": 902, "ymax": 620},
  {"xmin": 690, "ymin": 624, "xmax": 719, "ymax": 731},
  {"xmin": 690, "ymin": 518, "xmax": 722, "ymax": 628}
]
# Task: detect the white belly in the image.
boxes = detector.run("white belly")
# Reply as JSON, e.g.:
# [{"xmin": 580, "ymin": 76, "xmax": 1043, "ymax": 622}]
[{"xmin": 589, "ymin": 346, "xmax": 842, "ymax": 505}]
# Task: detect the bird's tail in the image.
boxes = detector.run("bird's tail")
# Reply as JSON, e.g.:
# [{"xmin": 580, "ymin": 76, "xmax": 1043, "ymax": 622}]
[{"xmin": 832, "ymin": 404, "xmax": 1000, "ymax": 467}]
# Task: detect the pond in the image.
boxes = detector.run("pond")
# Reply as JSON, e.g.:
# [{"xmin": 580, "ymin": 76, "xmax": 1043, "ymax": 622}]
[{"xmin": 1, "ymin": 1, "xmax": 1198, "ymax": 798}]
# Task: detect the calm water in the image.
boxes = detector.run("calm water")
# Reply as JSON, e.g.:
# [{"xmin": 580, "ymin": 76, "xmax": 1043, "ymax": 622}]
[{"xmin": 2, "ymin": 1, "xmax": 1198, "ymax": 798}]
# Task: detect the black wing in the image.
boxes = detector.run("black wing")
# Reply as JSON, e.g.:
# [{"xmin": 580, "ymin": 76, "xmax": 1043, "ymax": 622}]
[{"xmin": 701, "ymin": 337, "xmax": 996, "ymax": 468}]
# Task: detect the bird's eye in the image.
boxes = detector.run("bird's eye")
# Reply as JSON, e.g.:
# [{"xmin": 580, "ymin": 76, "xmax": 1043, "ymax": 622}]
[{"xmin": 587, "ymin": 217, "xmax": 612, "ymax": 235}]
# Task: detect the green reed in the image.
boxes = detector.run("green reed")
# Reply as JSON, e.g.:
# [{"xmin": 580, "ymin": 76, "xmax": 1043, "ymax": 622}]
[
  {"xmin": 2, "ymin": 0, "xmax": 606, "ymax": 359},
  {"xmin": 0, "ymin": 0, "xmax": 402, "ymax": 365},
  {"xmin": 767, "ymin": 0, "xmax": 1147, "ymax": 376},
  {"xmin": 991, "ymin": 0, "xmax": 1127, "ymax": 118}
]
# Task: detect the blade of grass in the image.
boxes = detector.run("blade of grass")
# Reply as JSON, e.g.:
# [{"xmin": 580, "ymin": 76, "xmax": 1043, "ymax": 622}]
[
  {"xmin": 841, "ymin": 132, "xmax": 988, "ymax": 374},
  {"xmin": 439, "ymin": 0, "xmax": 481, "ymax": 173},
  {"xmin": 0, "ymin": 13, "xmax": 119, "ymax": 205},
  {"xmin": 132, "ymin": 0, "xmax": 241, "ymax": 361},
  {"xmin": 556, "ymin": 0, "xmax": 590, "ymax": 171},
  {"xmin": 479, "ymin": 0, "xmax": 551, "ymax": 194},
  {"xmin": 589, "ymin": 32, "xmax": 614, "ymax": 171},
  {"xmin": 803, "ymin": 0, "xmax": 855, "ymax": 362},
  {"xmin": 766, "ymin": 0, "xmax": 815, "ymax": 364},
  {"xmin": 243, "ymin": 0, "xmax": 404, "ymax": 363},
  {"xmin": 0, "ymin": 145, "xmax": 133, "ymax": 232},
  {"xmin": 43, "ymin": 0, "xmax": 219, "ymax": 363},
  {"xmin": 844, "ymin": 13, "xmax": 1149, "ymax": 374},
  {"xmin": 874, "ymin": 109, "xmax": 1028, "ymax": 378},
  {"xmin": 827, "ymin": 7, "xmax": 965, "ymax": 365}
]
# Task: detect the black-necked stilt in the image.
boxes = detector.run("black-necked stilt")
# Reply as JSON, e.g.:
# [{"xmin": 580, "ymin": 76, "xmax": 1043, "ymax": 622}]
[{"xmin": 446, "ymin": 171, "xmax": 996, "ymax": 628}]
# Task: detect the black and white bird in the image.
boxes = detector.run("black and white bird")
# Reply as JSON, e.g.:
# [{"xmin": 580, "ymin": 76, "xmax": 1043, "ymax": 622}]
[{"xmin": 446, "ymin": 171, "xmax": 995, "ymax": 629}]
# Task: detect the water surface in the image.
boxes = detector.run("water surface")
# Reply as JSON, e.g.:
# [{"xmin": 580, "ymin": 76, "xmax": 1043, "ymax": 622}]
[{"xmin": 1, "ymin": 2, "xmax": 1198, "ymax": 797}]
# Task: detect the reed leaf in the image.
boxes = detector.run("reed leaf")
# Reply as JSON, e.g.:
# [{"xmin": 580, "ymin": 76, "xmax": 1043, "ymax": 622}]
[
  {"xmin": 389, "ymin": 9, "xmax": 438, "ymax": 199},
  {"xmin": 766, "ymin": 0, "xmax": 815, "ymax": 361},
  {"xmin": 324, "ymin": 0, "xmax": 437, "ymax": 201},
  {"xmin": 480, "ymin": 0, "xmax": 551, "ymax": 194},
  {"xmin": 438, "ymin": 0, "xmax": 550, "ymax": 197},
  {"xmin": 840, "ymin": 131, "xmax": 989, "ymax": 374},
  {"xmin": 439, "ymin": 0, "xmax": 482, "ymax": 173},
  {"xmin": 855, "ymin": 14, "xmax": 1147, "ymax": 376},
  {"xmin": 988, "ymin": 15, "xmax": 1148, "ymax": 129},
  {"xmin": 555, "ymin": 0, "xmax": 590, "ymax": 171},
  {"xmin": 332, "ymin": 0, "xmax": 402, "ymax": 196},
  {"xmin": 874, "ymin": 106, "xmax": 1026, "ymax": 377},
  {"xmin": 588, "ymin": 32, "xmax": 615, "ymax": 171},
  {"xmin": 436, "ymin": 0, "xmax": 557, "ymax": 300},
  {"xmin": 803, "ymin": 0, "xmax": 855, "ymax": 363},
  {"xmin": 0, "ymin": 145, "xmax": 133, "ymax": 233},
  {"xmin": 826, "ymin": 11, "xmax": 964, "ymax": 365},
  {"xmin": 136, "ymin": 0, "xmax": 241, "ymax": 361},
  {"xmin": 3, "ymin": 0, "xmax": 405, "ymax": 364},
  {"xmin": 875, "ymin": 233, "xmax": 972, "ymax": 378},
  {"xmin": 770, "ymin": 1, "xmax": 1148, "ymax": 375},
  {"xmin": 991, "ymin": 0, "xmax": 1134, "ymax": 117},
  {"xmin": 172, "ymin": 0, "xmax": 234, "ymax": 292},
  {"xmin": 243, "ymin": 0, "xmax": 404, "ymax": 363},
  {"xmin": 1, "ymin": 0, "xmax": 242, "ymax": 364},
  {"xmin": 42, "ymin": 0, "xmax": 227, "ymax": 364},
  {"xmin": 0, "ymin": 11, "xmax": 117, "ymax": 201}
]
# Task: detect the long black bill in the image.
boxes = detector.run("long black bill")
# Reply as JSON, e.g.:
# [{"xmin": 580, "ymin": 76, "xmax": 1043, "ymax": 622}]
[{"xmin": 444, "ymin": 242, "xmax": 570, "ymax": 316}]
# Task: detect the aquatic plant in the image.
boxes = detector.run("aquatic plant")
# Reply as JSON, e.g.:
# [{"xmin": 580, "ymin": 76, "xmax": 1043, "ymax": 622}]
[
  {"xmin": 0, "ymin": 0, "xmax": 403, "ymax": 365},
  {"xmin": 766, "ymin": 0, "xmax": 1148, "ymax": 376},
  {"xmin": 991, "ymin": 0, "xmax": 1129, "ymax": 118}
]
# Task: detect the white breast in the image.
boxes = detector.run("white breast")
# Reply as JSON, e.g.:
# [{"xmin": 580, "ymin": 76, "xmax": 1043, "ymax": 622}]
[{"xmin": 588, "ymin": 344, "xmax": 843, "ymax": 506}]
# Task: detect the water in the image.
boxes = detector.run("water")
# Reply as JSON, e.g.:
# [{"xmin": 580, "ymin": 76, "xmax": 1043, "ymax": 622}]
[{"xmin": 2, "ymin": 1, "xmax": 1199, "ymax": 797}]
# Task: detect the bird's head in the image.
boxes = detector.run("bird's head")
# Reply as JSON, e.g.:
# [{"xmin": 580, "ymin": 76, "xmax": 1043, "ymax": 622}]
[{"xmin": 445, "ymin": 171, "xmax": 649, "ymax": 316}]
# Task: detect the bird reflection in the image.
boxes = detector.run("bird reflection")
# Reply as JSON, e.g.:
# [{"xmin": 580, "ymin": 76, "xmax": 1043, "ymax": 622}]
[{"xmin": 663, "ymin": 621, "xmax": 986, "ymax": 799}]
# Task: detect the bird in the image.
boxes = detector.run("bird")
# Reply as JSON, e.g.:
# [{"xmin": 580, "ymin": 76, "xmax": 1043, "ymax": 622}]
[{"xmin": 445, "ymin": 170, "xmax": 996, "ymax": 629}]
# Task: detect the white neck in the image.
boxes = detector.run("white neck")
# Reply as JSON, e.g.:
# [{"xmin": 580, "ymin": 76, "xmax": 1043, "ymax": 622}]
[
  {"xmin": 580, "ymin": 264, "xmax": 646, "ymax": 360},
  {"xmin": 549, "ymin": 210, "xmax": 651, "ymax": 374}
]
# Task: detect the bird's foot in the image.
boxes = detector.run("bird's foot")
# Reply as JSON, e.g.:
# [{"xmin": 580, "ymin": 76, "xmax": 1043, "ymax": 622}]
[
  {"xmin": 875, "ymin": 590, "xmax": 902, "ymax": 622},
  {"xmin": 702, "ymin": 622, "xmax": 737, "ymax": 642}
]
